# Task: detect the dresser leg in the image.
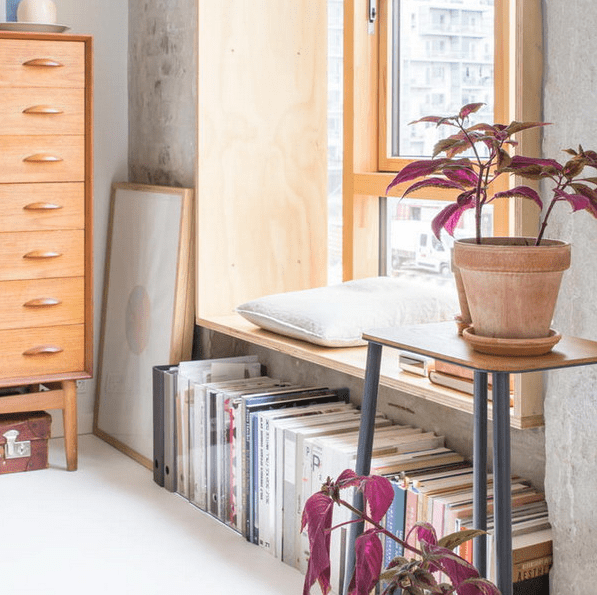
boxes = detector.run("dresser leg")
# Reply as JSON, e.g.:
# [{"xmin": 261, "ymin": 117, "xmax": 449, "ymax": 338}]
[{"xmin": 62, "ymin": 380, "xmax": 78, "ymax": 471}]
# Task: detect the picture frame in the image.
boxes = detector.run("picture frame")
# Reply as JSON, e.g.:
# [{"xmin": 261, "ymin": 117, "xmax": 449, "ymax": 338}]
[{"xmin": 93, "ymin": 183, "xmax": 194, "ymax": 469}]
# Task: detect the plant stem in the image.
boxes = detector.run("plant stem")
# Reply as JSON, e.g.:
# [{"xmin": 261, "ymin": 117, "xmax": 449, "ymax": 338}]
[
  {"xmin": 337, "ymin": 497, "xmax": 424, "ymax": 558},
  {"xmin": 457, "ymin": 118, "xmax": 487, "ymax": 244},
  {"xmin": 536, "ymin": 177, "xmax": 565, "ymax": 245}
]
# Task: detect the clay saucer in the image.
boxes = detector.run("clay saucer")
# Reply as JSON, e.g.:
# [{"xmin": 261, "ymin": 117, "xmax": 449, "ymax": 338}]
[{"xmin": 462, "ymin": 327, "xmax": 562, "ymax": 357}]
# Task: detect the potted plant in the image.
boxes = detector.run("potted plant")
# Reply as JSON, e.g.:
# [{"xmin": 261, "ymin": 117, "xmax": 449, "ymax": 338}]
[
  {"xmin": 302, "ymin": 469, "xmax": 499, "ymax": 595},
  {"xmin": 385, "ymin": 103, "xmax": 597, "ymax": 355}
]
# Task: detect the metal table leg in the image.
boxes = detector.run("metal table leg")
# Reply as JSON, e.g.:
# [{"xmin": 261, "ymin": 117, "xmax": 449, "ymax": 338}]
[
  {"xmin": 473, "ymin": 370, "xmax": 488, "ymax": 577},
  {"xmin": 493, "ymin": 372, "xmax": 512, "ymax": 595},
  {"xmin": 343, "ymin": 341, "xmax": 383, "ymax": 594}
]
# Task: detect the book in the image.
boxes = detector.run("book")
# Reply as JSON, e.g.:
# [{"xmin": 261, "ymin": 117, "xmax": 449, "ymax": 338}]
[
  {"xmin": 163, "ymin": 367, "xmax": 178, "ymax": 493},
  {"xmin": 488, "ymin": 528, "xmax": 552, "ymax": 586},
  {"xmin": 152, "ymin": 364, "xmax": 172, "ymax": 487},
  {"xmin": 263, "ymin": 402, "xmax": 357, "ymax": 558},
  {"xmin": 235, "ymin": 386, "xmax": 348, "ymax": 541},
  {"xmin": 177, "ymin": 355, "xmax": 262, "ymax": 507},
  {"xmin": 204, "ymin": 376, "xmax": 288, "ymax": 519},
  {"xmin": 398, "ymin": 352, "xmax": 433, "ymax": 377}
]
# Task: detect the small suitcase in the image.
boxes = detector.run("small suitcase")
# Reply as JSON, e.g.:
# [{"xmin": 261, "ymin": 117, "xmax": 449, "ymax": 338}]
[{"xmin": 0, "ymin": 411, "xmax": 51, "ymax": 474}]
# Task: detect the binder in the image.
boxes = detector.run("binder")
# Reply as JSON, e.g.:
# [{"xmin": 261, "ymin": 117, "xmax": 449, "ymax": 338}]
[
  {"xmin": 152, "ymin": 364, "xmax": 171, "ymax": 487},
  {"xmin": 164, "ymin": 367, "xmax": 179, "ymax": 492}
]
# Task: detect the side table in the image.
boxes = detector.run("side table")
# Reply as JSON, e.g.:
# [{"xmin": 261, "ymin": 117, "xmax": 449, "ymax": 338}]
[{"xmin": 348, "ymin": 322, "xmax": 597, "ymax": 595}]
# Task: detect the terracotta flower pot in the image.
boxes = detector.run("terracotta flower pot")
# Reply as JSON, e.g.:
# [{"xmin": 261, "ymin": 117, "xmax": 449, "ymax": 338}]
[{"xmin": 453, "ymin": 237, "xmax": 571, "ymax": 354}]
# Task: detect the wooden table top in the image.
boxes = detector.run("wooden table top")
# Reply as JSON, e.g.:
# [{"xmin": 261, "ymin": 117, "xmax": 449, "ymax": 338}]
[{"xmin": 362, "ymin": 322, "xmax": 597, "ymax": 373}]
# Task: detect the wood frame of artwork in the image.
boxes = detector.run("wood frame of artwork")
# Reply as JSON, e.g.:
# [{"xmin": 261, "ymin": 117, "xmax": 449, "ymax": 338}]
[{"xmin": 93, "ymin": 182, "xmax": 194, "ymax": 469}]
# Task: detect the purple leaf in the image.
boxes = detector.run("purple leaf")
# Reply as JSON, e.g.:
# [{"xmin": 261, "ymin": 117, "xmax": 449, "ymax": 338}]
[
  {"xmin": 409, "ymin": 115, "xmax": 457, "ymax": 126},
  {"xmin": 454, "ymin": 578, "xmax": 501, "ymax": 595},
  {"xmin": 413, "ymin": 522, "xmax": 438, "ymax": 547},
  {"xmin": 491, "ymin": 186, "xmax": 543, "ymax": 209},
  {"xmin": 504, "ymin": 155, "xmax": 563, "ymax": 179},
  {"xmin": 301, "ymin": 492, "xmax": 334, "ymax": 595},
  {"xmin": 386, "ymin": 159, "xmax": 450, "ymax": 194},
  {"xmin": 459, "ymin": 103, "xmax": 485, "ymax": 119},
  {"xmin": 443, "ymin": 168, "xmax": 478, "ymax": 187},
  {"xmin": 505, "ymin": 121, "xmax": 550, "ymax": 136},
  {"xmin": 554, "ymin": 188, "xmax": 591, "ymax": 212},
  {"xmin": 402, "ymin": 177, "xmax": 466, "ymax": 199},
  {"xmin": 336, "ymin": 468, "xmax": 362, "ymax": 490},
  {"xmin": 431, "ymin": 194, "xmax": 475, "ymax": 239},
  {"xmin": 467, "ymin": 123, "xmax": 498, "ymax": 135},
  {"xmin": 361, "ymin": 475, "xmax": 395, "ymax": 523},
  {"xmin": 348, "ymin": 529, "xmax": 383, "ymax": 595},
  {"xmin": 427, "ymin": 544, "xmax": 481, "ymax": 595},
  {"xmin": 572, "ymin": 184, "xmax": 597, "ymax": 217}
]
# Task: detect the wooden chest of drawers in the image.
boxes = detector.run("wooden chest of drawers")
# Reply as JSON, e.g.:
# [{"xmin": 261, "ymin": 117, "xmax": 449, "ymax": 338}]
[{"xmin": 0, "ymin": 32, "xmax": 93, "ymax": 471}]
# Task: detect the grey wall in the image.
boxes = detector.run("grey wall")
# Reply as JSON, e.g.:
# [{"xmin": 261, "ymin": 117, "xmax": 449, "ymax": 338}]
[
  {"xmin": 55, "ymin": 0, "xmax": 129, "ymax": 435},
  {"xmin": 129, "ymin": 0, "xmax": 197, "ymax": 188},
  {"xmin": 542, "ymin": 2, "xmax": 597, "ymax": 592}
]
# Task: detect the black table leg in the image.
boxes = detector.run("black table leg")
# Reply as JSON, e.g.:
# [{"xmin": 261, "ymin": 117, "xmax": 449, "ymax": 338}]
[
  {"xmin": 343, "ymin": 341, "xmax": 383, "ymax": 594},
  {"xmin": 473, "ymin": 370, "xmax": 488, "ymax": 577},
  {"xmin": 493, "ymin": 372, "xmax": 512, "ymax": 595}
]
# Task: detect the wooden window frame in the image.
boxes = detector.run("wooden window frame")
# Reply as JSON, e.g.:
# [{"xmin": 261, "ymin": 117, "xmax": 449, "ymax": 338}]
[
  {"xmin": 342, "ymin": 0, "xmax": 543, "ymax": 282},
  {"xmin": 342, "ymin": 0, "xmax": 545, "ymax": 421}
]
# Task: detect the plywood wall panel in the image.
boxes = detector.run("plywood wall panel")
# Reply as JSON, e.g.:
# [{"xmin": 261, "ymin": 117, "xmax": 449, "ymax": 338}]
[{"xmin": 197, "ymin": 0, "xmax": 327, "ymax": 318}]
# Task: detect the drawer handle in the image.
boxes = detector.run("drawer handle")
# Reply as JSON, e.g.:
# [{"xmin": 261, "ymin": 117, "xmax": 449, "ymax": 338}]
[
  {"xmin": 23, "ymin": 202, "xmax": 63, "ymax": 211},
  {"xmin": 22, "ymin": 345, "xmax": 63, "ymax": 356},
  {"xmin": 22, "ymin": 105, "xmax": 64, "ymax": 115},
  {"xmin": 22, "ymin": 58, "xmax": 64, "ymax": 68},
  {"xmin": 23, "ymin": 153, "xmax": 63, "ymax": 163},
  {"xmin": 23, "ymin": 298, "xmax": 62, "ymax": 307},
  {"xmin": 23, "ymin": 250, "xmax": 62, "ymax": 259}
]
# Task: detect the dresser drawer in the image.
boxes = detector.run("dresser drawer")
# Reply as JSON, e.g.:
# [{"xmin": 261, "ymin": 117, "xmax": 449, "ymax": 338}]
[
  {"xmin": 0, "ymin": 39, "xmax": 85, "ymax": 88},
  {"xmin": 0, "ymin": 183, "xmax": 84, "ymax": 232},
  {"xmin": 0, "ymin": 230, "xmax": 84, "ymax": 281},
  {"xmin": 0, "ymin": 324, "xmax": 85, "ymax": 380},
  {"xmin": 0, "ymin": 87, "xmax": 84, "ymax": 135},
  {"xmin": 0, "ymin": 277, "xmax": 84, "ymax": 330},
  {"xmin": 0, "ymin": 135, "xmax": 84, "ymax": 183}
]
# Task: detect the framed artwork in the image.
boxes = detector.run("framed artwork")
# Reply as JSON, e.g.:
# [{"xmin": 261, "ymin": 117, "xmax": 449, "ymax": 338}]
[{"xmin": 93, "ymin": 183, "xmax": 194, "ymax": 469}]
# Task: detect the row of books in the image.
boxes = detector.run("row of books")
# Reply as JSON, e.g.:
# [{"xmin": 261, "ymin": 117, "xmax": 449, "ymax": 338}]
[
  {"xmin": 398, "ymin": 353, "xmax": 515, "ymax": 404},
  {"xmin": 382, "ymin": 464, "xmax": 552, "ymax": 593},
  {"xmin": 153, "ymin": 355, "xmax": 551, "ymax": 595}
]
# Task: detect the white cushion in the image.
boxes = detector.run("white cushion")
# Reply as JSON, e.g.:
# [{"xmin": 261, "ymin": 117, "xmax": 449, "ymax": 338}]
[{"xmin": 236, "ymin": 276, "xmax": 459, "ymax": 347}]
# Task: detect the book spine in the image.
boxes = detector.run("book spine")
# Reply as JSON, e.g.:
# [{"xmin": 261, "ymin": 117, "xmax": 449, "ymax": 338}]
[
  {"xmin": 404, "ymin": 487, "xmax": 419, "ymax": 552},
  {"xmin": 222, "ymin": 395, "xmax": 234, "ymax": 526},
  {"xmin": 383, "ymin": 481, "xmax": 398, "ymax": 569},
  {"xmin": 283, "ymin": 429, "xmax": 298, "ymax": 566},
  {"xmin": 152, "ymin": 366, "xmax": 166, "ymax": 487},
  {"xmin": 164, "ymin": 370, "xmax": 178, "ymax": 493},
  {"xmin": 513, "ymin": 555, "xmax": 553, "ymax": 583}
]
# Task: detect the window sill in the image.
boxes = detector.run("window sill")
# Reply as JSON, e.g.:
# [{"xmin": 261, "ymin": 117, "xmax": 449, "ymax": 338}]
[{"xmin": 197, "ymin": 314, "xmax": 543, "ymax": 430}]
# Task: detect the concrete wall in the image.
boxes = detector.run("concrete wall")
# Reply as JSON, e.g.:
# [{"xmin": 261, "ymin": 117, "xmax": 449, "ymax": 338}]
[
  {"xmin": 542, "ymin": 2, "xmax": 597, "ymax": 592},
  {"xmin": 128, "ymin": 0, "xmax": 197, "ymax": 188},
  {"xmin": 55, "ymin": 0, "xmax": 129, "ymax": 435}
]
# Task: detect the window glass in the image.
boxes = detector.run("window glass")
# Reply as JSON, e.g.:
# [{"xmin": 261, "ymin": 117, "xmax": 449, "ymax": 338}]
[
  {"xmin": 391, "ymin": 0, "xmax": 494, "ymax": 158},
  {"xmin": 383, "ymin": 197, "xmax": 493, "ymax": 280}
]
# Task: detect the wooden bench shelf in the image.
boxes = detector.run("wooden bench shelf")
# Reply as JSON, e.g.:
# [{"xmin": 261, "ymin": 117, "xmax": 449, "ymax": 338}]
[{"xmin": 197, "ymin": 314, "xmax": 544, "ymax": 430}]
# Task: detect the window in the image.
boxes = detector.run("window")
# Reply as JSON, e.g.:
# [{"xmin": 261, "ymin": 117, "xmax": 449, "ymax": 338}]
[{"xmin": 343, "ymin": 0, "xmax": 543, "ymax": 281}]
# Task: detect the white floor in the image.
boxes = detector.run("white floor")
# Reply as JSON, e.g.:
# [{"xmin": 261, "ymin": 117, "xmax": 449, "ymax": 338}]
[{"xmin": 0, "ymin": 435, "xmax": 306, "ymax": 595}]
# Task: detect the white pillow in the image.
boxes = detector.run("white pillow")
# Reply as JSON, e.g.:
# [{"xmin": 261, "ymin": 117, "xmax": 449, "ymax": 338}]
[{"xmin": 236, "ymin": 276, "xmax": 459, "ymax": 347}]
